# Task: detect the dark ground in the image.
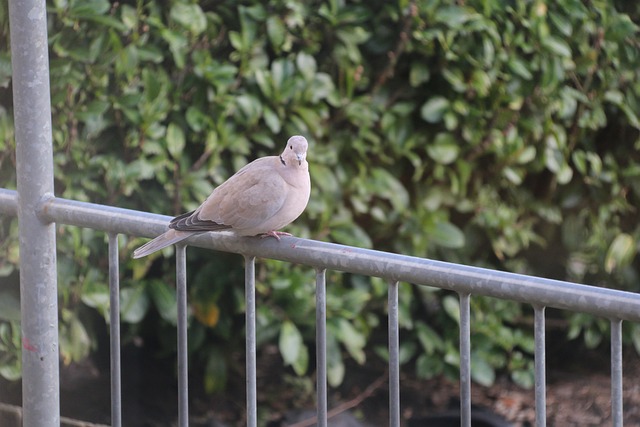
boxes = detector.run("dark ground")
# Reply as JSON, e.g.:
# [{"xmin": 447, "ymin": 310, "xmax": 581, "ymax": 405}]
[{"xmin": 1, "ymin": 336, "xmax": 639, "ymax": 427}]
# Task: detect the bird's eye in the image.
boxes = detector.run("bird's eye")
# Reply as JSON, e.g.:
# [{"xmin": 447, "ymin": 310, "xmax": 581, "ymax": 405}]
[{"xmin": 289, "ymin": 145, "xmax": 293, "ymax": 149}]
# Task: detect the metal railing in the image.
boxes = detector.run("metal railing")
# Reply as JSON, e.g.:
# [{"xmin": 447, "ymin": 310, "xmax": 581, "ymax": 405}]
[
  {"xmin": 4, "ymin": 0, "xmax": 640, "ymax": 426},
  {"xmin": 3, "ymin": 187, "xmax": 640, "ymax": 427},
  {"xmin": 8, "ymin": 0, "xmax": 60, "ymax": 424}
]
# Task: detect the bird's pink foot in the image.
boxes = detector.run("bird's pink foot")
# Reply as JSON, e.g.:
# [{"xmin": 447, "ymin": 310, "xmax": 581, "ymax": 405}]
[{"xmin": 260, "ymin": 231, "xmax": 292, "ymax": 241}]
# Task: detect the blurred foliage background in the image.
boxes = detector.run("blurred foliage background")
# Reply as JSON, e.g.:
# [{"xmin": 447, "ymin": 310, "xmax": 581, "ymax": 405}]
[{"xmin": 1, "ymin": 0, "xmax": 640, "ymax": 405}]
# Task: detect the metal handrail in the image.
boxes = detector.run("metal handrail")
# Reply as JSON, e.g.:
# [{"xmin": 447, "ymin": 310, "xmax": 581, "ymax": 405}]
[{"xmin": 1, "ymin": 186, "xmax": 638, "ymax": 426}]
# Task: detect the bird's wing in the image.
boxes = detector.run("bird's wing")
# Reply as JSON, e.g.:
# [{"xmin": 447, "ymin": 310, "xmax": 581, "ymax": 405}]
[
  {"xmin": 196, "ymin": 157, "xmax": 290, "ymax": 231},
  {"xmin": 168, "ymin": 210, "xmax": 232, "ymax": 232}
]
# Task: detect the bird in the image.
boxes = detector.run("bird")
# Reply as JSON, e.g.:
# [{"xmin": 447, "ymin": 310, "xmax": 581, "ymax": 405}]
[{"xmin": 132, "ymin": 135, "xmax": 311, "ymax": 259}]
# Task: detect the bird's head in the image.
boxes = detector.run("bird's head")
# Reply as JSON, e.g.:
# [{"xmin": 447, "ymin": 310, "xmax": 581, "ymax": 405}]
[{"xmin": 280, "ymin": 135, "xmax": 308, "ymax": 166}]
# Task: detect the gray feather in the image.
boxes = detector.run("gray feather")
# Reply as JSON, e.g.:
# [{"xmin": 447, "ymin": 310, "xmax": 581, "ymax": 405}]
[{"xmin": 132, "ymin": 229, "xmax": 191, "ymax": 259}]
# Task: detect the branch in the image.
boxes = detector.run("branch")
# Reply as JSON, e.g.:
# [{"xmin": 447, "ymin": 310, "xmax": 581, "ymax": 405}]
[
  {"xmin": 286, "ymin": 372, "xmax": 388, "ymax": 427},
  {"xmin": 372, "ymin": 1, "xmax": 418, "ymax": 93}
]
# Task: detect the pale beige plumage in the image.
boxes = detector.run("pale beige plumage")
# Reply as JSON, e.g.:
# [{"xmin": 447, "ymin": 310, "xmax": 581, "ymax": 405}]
[{"xmin": 133, "ymin": 135, "xmax": 310, "ymax": 259}]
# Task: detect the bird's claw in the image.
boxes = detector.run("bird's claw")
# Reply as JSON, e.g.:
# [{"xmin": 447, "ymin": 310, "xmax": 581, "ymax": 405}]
[{"xmin": 260, "ymin": 231, "xmax": 292, "ymax": 241}]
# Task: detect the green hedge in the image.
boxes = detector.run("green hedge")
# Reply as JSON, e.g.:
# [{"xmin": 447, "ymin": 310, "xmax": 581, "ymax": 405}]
[{"xmin": 1, "ymin": 0, "xmax": 639, "ymax": 392}]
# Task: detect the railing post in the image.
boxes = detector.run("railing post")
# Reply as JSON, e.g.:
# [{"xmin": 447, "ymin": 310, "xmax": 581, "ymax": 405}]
[
  {"xmin": 108, "ymin": 233, "xmax": 122, "ymax": 427},
  {"xmin": 459, "ymin": 292, "xmax": 471, "ymax": 427},
  {"xmin": 315, "ymin": 269, "xmax": 328, "ymax": 427},
  {"xmin": 388, "ymin": 281, "xmax": 400, "ymax": 427},
  {"xmin": 176, "ymin": 245, "xmax": 189, "ymax": 427},
  {"xmin": 534, "ymin": 305, "xmax": 546, "ymax": 427},
  {"xmin": 8, "ymin": 0, "xmax": 59, "ymax": 424},
  {"xmin": 611, "ymin": 319, "xmax": 623, "ymax": 427},
  {"xmin": 245, "ymin": 255, "xmax": 257, "ymax": 427}
]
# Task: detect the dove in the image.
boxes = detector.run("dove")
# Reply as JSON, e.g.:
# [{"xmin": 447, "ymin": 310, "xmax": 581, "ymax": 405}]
[{"xmin": 133, "ymin": 135, "xmax": 310, "ymax": 259}]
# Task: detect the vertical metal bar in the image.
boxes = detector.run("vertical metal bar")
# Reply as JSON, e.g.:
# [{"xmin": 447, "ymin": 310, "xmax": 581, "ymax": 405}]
[
  {"xmin": 245, "ymin": 255, "xmax": 257, "ymax": 427},
  {"xmin": 611, "ymin": 319, "xmax": 623, "ymax": 427},
  {"xmin": 108, "ymin": 233, "xmax": 122, "ymax": 427},
  {"xmin": 388, "ymin": 281, "xmax": 400, "ymax": 427},
  {"xmin": 176, "ymin": 244, "xmax": 189, "ymax": 427},
  {"xmin": 315, "ymin": 269, "xmax": 328, "ymax": 427},
  {"xmin": 534, "ymin": 305, "xmax": 546, "ymax": 427},
  {"xmin": 8, "ymin": 0, "xmax": 59, "ymax": 424},
  {"xmin": 459, "ymin": 292, "xmax": 471, "ymax": 427}
]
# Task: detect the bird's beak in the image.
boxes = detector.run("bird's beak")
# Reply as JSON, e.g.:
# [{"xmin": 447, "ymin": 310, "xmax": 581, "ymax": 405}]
[{"xmin": 296, "ymin": 154, "xmax": 304, "ymax": 165}]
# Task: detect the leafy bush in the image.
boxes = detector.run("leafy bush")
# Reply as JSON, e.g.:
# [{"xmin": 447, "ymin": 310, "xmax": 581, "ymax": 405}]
[{"xmin": 1, "ymin": 0, "xmax": 639, "ymax": 392}]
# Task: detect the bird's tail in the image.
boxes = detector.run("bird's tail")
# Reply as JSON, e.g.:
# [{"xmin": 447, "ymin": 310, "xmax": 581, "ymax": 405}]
[{"xmin": 132, "ymin": 229, "xmax": 192, "ymax": 259}]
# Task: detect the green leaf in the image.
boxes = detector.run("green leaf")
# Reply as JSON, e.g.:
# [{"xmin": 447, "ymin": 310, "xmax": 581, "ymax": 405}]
[
  {"xmin": 399, "ymin": 341, "xmax": 417, "ymax": 364},
  {"xmin": 267, "ymin": 16, "xmax": 287, "ymax": 52},
  {"xmin": 632, "ymin": 324, "xmax": 640, "ymax": 355},
  {"xmin": 334, "ymin": 318, "xmax": 366, "ymax": 364},
  {"xmin": 69, "ymin": 0, "xmax": 110, "ymax": 17},
  {"xmin": 0, "ymin": 262, "xmax": 14, "ymax": 277},
  {"xmin": 263, "ymin": 107, "xmax": 281, "ymax": 134},
  {"xmin": 170, "ymin": 3, "xmax": 207, "ymax": 35},
  {"xmin": 228, "ymin": 31, "xmax": 244, "ymax": 51},
  {"xmin": 517, "ymin": 146, "xmax": 536, "ymax": 164},
  {"xmin": 503, "ymin": 167, "xmax": 523, "ymax": 185},
  {"xmin": 370, "ymin": 168, "xmax": 410, "ymax": 211},
  {"xmin": 296, "ymin": 52, "xmax": 317, "ymax": 81},
  {"xmin": 409, "ymin": 62, "xmax": 431, "ymax": 87},
  {"xmin": 326, "ymin": 334, "xmax": 345, "ymax": 387},
  {"xmin": 427, "ymin": 133, "xmax": 460, "ymax": 165},
  {"xmin": 415, "ymin": 322, "xmax": 444, "ymax": 355},
  {"xmin": 584, "ymin": 327, "xmax": 602, "ymax": 349},
  {"xmin": 279, "ymin": 320, "xmax": 308, "ymax": 375},
  {"xmin": 421, "ymin": 97, "xmax": 450, "ymax": 123},
  {"xmin": 0, "ymin": 291, "xmax": 21, "ymax": 322},
  {"xmin": 443, "ymin": 295, "xmax": 460, "ymax": 323},
  {"xmin": 166, "ymin": 123, "xmax": 185, "ymax": 159},
  {"xmin": 511, "ymin": 367, "xmax": 534, "ymax": 389},
  {"xmin": 271, "ymin": 58, "xmax": 295, "ymax": 92},
  {"xmin": 545, "ymin": 144, "xmax": 565, "ymax": 175},
  {"xmin": 185, "ymin": 107, "xmax": 210, "ymax": 132},
  {"xmin": 0, "ymin": 53, "xmax": 12, "ymax": 89},
  {"xmin": 557, "ymin": 162, "xmax": 573, "ymax": 184},
  {"xmin": 435, "ymin": 6, "xmax": 476, "ymax": 28},
  {"xmin": 508, "ymin": 58, "xmax": 533, "ymax": 80},
  {"xmin": 291, "ymin": 343, "xmax": 309, "ymax": 376},
  {"xmin": 254, "ymin": 69, "xmax": 272, "ymax": 98},
  {"xmin": 542, "ymin": 36, "xmax": 571, "ymax": 58},
  {"xmin": 430, "ymin": 221, "xmax": 465, "ymax": 248},
  {"xmin": 0, "ymin": 363, "xmax": 21, "ymax": 382},
  {"xmin": 160, "ymin": 28, "xmax": 188, "ymax": 68},
  {"xmin": 236, "ymin": 94, "xmax": 262, "ymax": 124},
  {"xmin": 605, "ymin": 14, "xmax": 639, "ymax": 42},
  {"xmin": 81, "ymin": 281, "xmax": 110, "ymax": 320},
  {"xmin": 59, "ymin": 312, "xmax": 91, "ymax": 364},
  {"xmin": 605, "ymin": 233, "xmax": 636, "ymax": 273},
  {"xmin": 148, "ymin": 282, "xmax": 177, "ymax": 325},
  {"xmin": 470, "ymin": 70, "xmax": 491, "ymax": 97},
  {"xmin": 329, "ymin": 223, "xmax": 373, "ymax": 248},
  {"xmin": 471, "ymin": 354, "xmax": 495, "ymax": 386},
  {"xmin": 120, "ymin": 4, "xmax": 138, "ymax": 30},
  {"xmin": 416, "ymin": 353, "xmax": 443, "ymax": 379},
  {"xmin": 120, "ymin": 287, "xmax": 150, "ymax": 324}
]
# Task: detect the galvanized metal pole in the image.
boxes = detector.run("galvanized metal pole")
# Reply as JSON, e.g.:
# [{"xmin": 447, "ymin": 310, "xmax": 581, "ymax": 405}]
[
  {"xmin": 176, "ymin": 245, "xmax": 189, "ymax": 427},
  {"xmin": 611, "ymin": 319, "xmax": 623, "ymax": 427},
  {"xmin": 108, "ymin": 233, "xmax": 122, "ymax": 427},
  {"xmin": 315, "ymin": 269, "xmax": 328, "ymax": 427},
  {"xmin": 534, "ymin": 305, "xmax": 546, "ymax": 427},
  {"xmin": 245, "ymin": 255, "xmax": 258, "ymax": 427},
  {"xmin": 388, "ymin": 281, "xmax": 401, "ymax": 427},
  {"xmin": 459, "ymin": 293, "xmax": 471, "ymax": 427},
  {"xmin": 8, "ymin": 0, "xmax": 59, "ymax": 424}
]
